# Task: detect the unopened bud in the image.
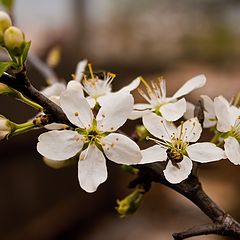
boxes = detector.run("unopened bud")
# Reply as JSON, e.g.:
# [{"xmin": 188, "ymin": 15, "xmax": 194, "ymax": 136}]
[
  {"xmin": 0, "ymin": 115, "xmax": 14, "ymax": 140},
  {"xmin": 43, "ymin": 155, "xmax": 78, "ymax": 169},
  {"xmin": 0, "ymin": 83, "xmax": 21, "ymax": 97},
  {"xmin": 0, "ymin": 11, "xmax": 12, "ymax": 42},
  {"xmin": 136, "ymin": 125, "xmax": 148, "ymax": 140},
  {"xmin": 4, "ymin": 26, "xmax": 25, "ymax": 54},
  {"xmin": 116, "ymin": 188, "xmax": 145, "ymax": 218}
]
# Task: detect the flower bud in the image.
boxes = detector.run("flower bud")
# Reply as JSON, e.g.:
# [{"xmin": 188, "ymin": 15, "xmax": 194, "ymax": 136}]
[
  {"xmin": 0, "ymin": 115, "xmax": 14, "ymax": 140},
  {"xmin": 0, "ymin": 11, "xmax": 12, "ymax": 42},
  {"xmin": 43, "ymin": 155, "xmax": 78, "ymax": 169},
  {"xmin": 0, "ymin": 83, "xmax": 21, "ymax": 97},
  {"xmin": 136, "ymin": 125, "xmax": 148, "ymax": 140},
  {"xmin": 3, "ymin": 26, "xmax": 25, "ymax": 54},
  {"xmin": 116, "ymin": 188, "xmax": 145, "ymax": 218}
]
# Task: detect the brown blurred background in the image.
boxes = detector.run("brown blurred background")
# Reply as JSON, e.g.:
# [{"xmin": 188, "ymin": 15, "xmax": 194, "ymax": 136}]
[{"xmin": 0, "ymin": 0, "xmax": 240, "ymax": 239}]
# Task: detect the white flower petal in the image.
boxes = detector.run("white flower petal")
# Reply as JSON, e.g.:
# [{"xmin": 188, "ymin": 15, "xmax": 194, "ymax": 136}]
[
  {"xmin": 134, "ymin": 103, "xmax": 152, "ymax": 110},
  {"xmin": 66, "ymin": 80, "xmax": 84, "ymax": 97},
  {"xmin": 143, "ymin": 112, "xmax": 177, "ymax": 141},
  {"xmin": 224, "ymin": 136, "xmax": 240, "ymax": 165},
  {"xmin": 44, "ymin": 123, "xmax": 68, "ymax": 130},
  {"xmin": 128, "ymin": 109, "xmax": 151, "ymax": 120},
  {"xmin": 102, "ymin": 133, "xmax": 142, "ymax": 165},
  {"xmin": 184, "ymin": 101, "xmax": 195, "ymax": 120},
  {"xmin": 96, "ymin": 92, "xmax": 133, "ymax": 132},
  {"xmin": 186, "ymin": 142, "xmax": 225, "ymax": 163},
  {"xmin": 75, "ymin": 59, "xmax": 88, "ymax": 82},
  {"xmin": 203, "ymin": 111, "xmax": 216, "ymax": 128},
  {"xmin": 41, "ymin": 82, "xmax": 66, "ymax": 98},
  {"xmin": 49, "ymin": 96, "xmax": 60, "ymax": 105},
  {"xmin": 177, "ymin": 118, "xmax": 202, "ymax": 142},
  {"xmin": 60, "ymin": 90, "xmax": 93, "ymax": 128},
  {"xmin": 161, "ymin": 98, "xmax": 186, "ymax": 121},
  {"xmin": 37, "ymin": 130, "xmax": 83, "ymax": 160},
  {"xmin": 172, "ymin": 74, "xmax": 206, "ymax": 99},
  {"xmin": 139, "ymin": 145, "xmax": 167, "ymax": 164},
  {"xmin": 163, "ymin": 156, "xmax": 192, "ymax": 184},
  {"xmin": 86, "ymin": 97, "xmax": 96, "ymax": 108},
  {"xmin": 214, "ymin": 96, "xmax": 232, "ymax": 132},
  {"xmin": 201, "ymin": 95, "xmax": 215, "ymax": 115},
  {"xmin": 118, "ymin": 77, "xmax": 141, "ymax": 92},
  {"xmin": 78, "ymin": 145, "xmax": 107, "ymax": 193}
]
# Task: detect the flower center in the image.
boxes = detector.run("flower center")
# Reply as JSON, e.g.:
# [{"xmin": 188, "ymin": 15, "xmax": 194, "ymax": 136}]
[{"xmin": 82, "ymin": 64, "xmax": 115, "ymax": 98}]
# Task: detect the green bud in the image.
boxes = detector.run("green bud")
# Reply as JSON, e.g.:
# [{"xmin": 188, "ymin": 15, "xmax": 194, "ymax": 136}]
[
  {"xmin": 0, "ymin": 11, "xmax": 12, "ymax": 41},
  {"xmin": 0, "ymin": 83, "xmax": 21, "ymax": 97},
  {"xmin": 4, "ymin": 26, "xmax": 25, "ymax": 55},
  {"xmin": 0, "ymin": 115, "xmax": 15, "ymax": 140},
  {"xmin": 116, "ymin": 188, "xmax": 145, "ymax": 218},
  {"xmin": 136, "ymin": 125, "xmax": 148, "ymax": 140},
  {"xmin": 43, "ymin": 155, "xmax": 78, "ymax": 169},
  {"xmin": 121, "ymin": 165, "xmax": 139, "ymax": 175}
]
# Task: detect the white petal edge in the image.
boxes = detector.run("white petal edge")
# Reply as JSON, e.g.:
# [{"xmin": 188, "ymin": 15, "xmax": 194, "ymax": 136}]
[
  {"xmin": 138, "ymin": 145, "xmax": 167, "ymax": 164},
  {"xmin": 41, "ymin": 82, "xmax": 66, "ymax": 98},
  {"xmin": 101, "ymin": 133, "xmax": 142, "ymax": 165},
  {"xmin": 214, "ymin": 96, "xmax": 232, "ymax": 132},
  {"xmin": 66, "ymin": 80, "xmax": 84, "ymax": 97},
  {"xmin": 78, "ymin": 145, "xmax": 107, "ymax": 193},
  {"xmin": 44, "ymin": 123, "xmax": 69, "ymax": 130},
  {"xmin": 118, "ymin": 77, "xmax": 141, "ymax": 93},
  {"xmin": 184, "ymin": 101, "xmax": 195, "ymax": 120},
  {"xmin": 224, "ymin": 136, "xmax": 240, "ymax": 165},
  {"xmin": 187, "ymin": 142, "xmax": 225, "ymax": 163},
  {"xmin": 37, "ymin": 130, "xmax": 83, "ymax": 160},
  {"xmin": 163, "ymin": 156, "xmax": 193, "ymax": 184},
  {"xmin": 75, "ymin": 59, "xmax": 88, "ymax": 82},
  {"xmin": 60, "ymin": 90, "xmax": 93, "ymax": 129},
  {"xmin": 143, "ymin": 112, "xmax": 177, "ymax": 142},
  {"xmin": 201, "ymin": 95, "xmax": 215, "ymax": 115},
  {"xmin": 161, "ymin": 98, "xmax": 187, "ymax": 121},
  {"xmin": 172, "ymin": 74, "xmax": 206, "ymax": 99},
  {"xmin": 96, "ymin": 91, "xmax": 134, "ymax": 132}
]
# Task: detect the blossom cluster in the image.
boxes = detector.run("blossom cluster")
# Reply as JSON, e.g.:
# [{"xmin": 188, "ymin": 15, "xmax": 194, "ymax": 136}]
[
  {"xmin": 0, "ymin": 11, "xmax": 239, "ymax": 194},
  {"xmin": 33, "ymin": 61, "xmax": 239, "ymax": 192}
]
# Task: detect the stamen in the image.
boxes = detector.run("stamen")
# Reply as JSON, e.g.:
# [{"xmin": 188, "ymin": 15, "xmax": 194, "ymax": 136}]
[{"xmin": 88, "ymin": 63, "xmax": 95, "ymax": 80}]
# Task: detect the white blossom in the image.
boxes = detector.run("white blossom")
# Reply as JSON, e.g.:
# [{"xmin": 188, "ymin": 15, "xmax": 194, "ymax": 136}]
[
  {"xmin": 37, "ymin": 90, "xmax": 142, "ymax": 193},
  {"xmin": 78, "ymin": 63, "xmax": 140, "ymax": 108},
  {"xmin": 138, "ymin": 113, "xmax": 225, "ymax": 184},
  {"xmin": 130, "ymin": 75, "xmax": 206, "ymax": 121},
  {"xmin": 214, "ymin": 96, "xmax": 240, "ymax": 165},
  {"xmin": 41, "ymin": 59, "xmax": 88, "ymax": 105}
]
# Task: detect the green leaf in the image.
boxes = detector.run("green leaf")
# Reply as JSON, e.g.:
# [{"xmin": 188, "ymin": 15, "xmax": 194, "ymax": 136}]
[
  {"xmin": 21, "ymin": 41, "xmax": 31, "ymax": 64},
  {"xmin": 0, "ymin": 0, "xmax": 14, "ymax": 11},
  {"xmin": 0, "ymin": 61, "xmax": 13, "ymax": 77}
]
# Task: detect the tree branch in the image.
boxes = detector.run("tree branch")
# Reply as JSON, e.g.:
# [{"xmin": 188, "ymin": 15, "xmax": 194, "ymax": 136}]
[
  {"xmin": 1, "ymin": 70, "xmax": 240, "ymax": 239},
  {"xmin": 137, "ymin": 163, "xmax": 240, "ymax": 239},
  {"xmin": 0, "ymin": 72, "xmax": 71, "ymax": 125}
]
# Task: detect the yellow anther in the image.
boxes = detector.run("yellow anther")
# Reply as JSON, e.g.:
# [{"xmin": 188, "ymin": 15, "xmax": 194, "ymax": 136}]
[
  {"xmin": 75, "ymin": 112, "xmax": 79, "ymax": 117},
  {"xmin": 107, "ymin": 72, "xmax": 116, "ymax": 78}
]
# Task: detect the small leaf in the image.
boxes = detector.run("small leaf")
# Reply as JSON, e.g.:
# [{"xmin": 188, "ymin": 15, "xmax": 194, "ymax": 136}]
[
  {"xmin": 21, "ymin": 41, "xmax": 31, "ymax": 63},
  {"xmin": 0, "ymin": 61, "xmax": 13, "ymax": 76}
]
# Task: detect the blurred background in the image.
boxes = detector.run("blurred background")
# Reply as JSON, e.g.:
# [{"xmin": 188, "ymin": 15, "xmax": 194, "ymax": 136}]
[{"xmin": 0, "ymin": 0, "xmax": 240, "ymax": 239}]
